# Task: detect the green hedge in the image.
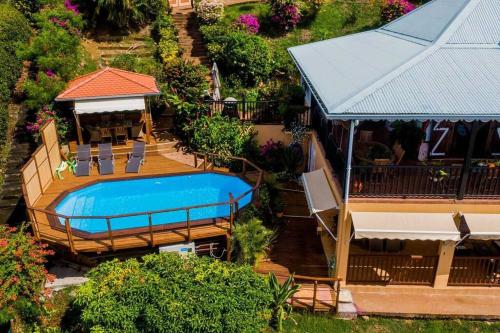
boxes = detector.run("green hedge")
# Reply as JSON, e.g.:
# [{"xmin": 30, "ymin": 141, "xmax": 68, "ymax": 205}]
[
  {"xmin": 0, "ymin": 3, "xmax": 31, "ymax": 147},
  {"xmin": 75, "ymin": 253, "xmax": 272, "ymax": 333}
]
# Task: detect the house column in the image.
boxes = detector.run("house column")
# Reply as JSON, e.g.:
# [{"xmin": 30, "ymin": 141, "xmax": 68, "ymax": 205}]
[
  {"xmin": 144, "ymin": 98, "xmax": 152, "ymax": 144},
  {"xmin": 434, "ymin": 240, "xmax": 456, "ymax": 288},
  {"xmin": 335, "ymin": 120, "xmax": 356, "ymax": 285}
]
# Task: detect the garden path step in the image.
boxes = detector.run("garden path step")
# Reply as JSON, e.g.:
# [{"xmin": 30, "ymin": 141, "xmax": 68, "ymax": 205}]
[{"xmin": 0, "ymin": 99, "xmax": 36, "ymax": 225}]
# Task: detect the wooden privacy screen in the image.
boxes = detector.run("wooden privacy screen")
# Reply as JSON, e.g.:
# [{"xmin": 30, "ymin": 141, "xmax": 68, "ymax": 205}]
[{"xmin": 21, "ymin": 120, "xmax": 61, "ymax": 206}]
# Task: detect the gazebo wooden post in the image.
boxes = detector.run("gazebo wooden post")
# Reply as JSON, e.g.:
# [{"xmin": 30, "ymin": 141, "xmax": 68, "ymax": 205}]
[
  {"xmin": 144, "ymin": 98, "xmax": 152, "ymax": 144},
  {"xmin": 73, "ymin": 106, "xmax": 84, "ymax": 144}
]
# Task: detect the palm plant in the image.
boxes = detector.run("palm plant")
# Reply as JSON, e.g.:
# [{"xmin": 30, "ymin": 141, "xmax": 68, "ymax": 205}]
[
  {"xmin": 94, "ymin": 0, "xmax": 145, "ymax": 28},
  {"xmin": 232, "ymin": 217, "xmax": 275, "ymax": 265},
  {"xmin": 269, "ymin": 273, "xmax": 301, "ymax": 332}
]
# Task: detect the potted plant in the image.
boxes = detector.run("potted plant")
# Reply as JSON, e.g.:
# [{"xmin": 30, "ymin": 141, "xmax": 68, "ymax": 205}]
[{"xmin": 273, "ymin": 196, "xmax": 286, "ymax": 218}]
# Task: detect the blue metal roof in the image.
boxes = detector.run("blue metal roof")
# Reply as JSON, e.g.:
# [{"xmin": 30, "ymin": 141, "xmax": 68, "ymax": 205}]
[{"xmin": 288, "ymin": 0, "xmax": 500, "ymax": 121}]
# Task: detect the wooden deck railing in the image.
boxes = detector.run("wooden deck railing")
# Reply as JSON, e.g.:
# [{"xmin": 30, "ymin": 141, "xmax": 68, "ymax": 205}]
[
  {"xmin": 448, "ymin": 257, "xmax": 500, "ymax": 287},
  {"xmin": 27, "ymin": 153, "xmax": 263, "ymax": 254},
  {"xmin": 347, "ymin": 254, "xmax": 439, "ymax": 286},
  {"xmin": 203, "ymin": 100, "xmax": 311, "ymax": 126},
  {"xmin": 290, "ymin": 275, "xmax": 342, "ymax": 313}
]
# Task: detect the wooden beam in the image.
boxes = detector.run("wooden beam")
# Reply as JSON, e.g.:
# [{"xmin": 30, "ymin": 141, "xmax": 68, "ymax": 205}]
[{"xmin": 144, "ymin": 98, "xmax": 152, "ymax": 144}]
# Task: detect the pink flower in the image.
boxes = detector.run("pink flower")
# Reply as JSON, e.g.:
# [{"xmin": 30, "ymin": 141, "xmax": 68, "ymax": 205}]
[{"xmin": 64, "ymin": 0, "xmax": 79, "ymax": 14}]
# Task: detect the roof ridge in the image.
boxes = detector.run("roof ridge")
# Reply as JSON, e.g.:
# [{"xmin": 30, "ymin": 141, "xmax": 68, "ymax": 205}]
[
  {"xmin": 57, "ymin": 67, "xmax": 111, "ymax": 99},
  {"xmin": 332, "ymin": 0, "xmax": 480, "ymax": 115},
  {"xmin": 107, "ymin": 68, "xmax": 159, "ymax": 92}
]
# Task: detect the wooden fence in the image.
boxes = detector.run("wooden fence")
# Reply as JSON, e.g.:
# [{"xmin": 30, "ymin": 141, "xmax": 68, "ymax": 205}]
[
  {"xmin": 347, "ymin": 254, "xmax": 439, "ymax": 286},
  {"xmin": 448, "ymin": 257, "xmax": 500, "ymax": 287},
  {"xmin": 290, "ymin": 275, "xmax": 341, "ymax": 313},
  {"xmin": 20, "ymin": 120, "xmax": 61, "ymax": 239}
]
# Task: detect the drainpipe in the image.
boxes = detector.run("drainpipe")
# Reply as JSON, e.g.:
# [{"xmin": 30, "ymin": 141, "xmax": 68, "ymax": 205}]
[{"xmin": 343, "ymin": 120, "xmax": 357, "ymax": 203}]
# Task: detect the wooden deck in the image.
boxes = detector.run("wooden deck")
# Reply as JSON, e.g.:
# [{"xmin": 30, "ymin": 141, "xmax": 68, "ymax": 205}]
[{"xmin": 31, "ymin": 153, "xmax": 230, "ymax": 253}]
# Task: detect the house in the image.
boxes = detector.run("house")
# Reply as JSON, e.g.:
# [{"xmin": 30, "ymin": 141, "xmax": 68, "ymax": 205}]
[{"xmin": 289, "ymin": 0, "xmax": 500, "ymax": 290}]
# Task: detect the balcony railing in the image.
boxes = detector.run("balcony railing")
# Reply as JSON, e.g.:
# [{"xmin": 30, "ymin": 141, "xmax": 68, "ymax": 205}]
[
  {"xmin": 448, "ymin": 257, "xmax": 500, "ymax": 287},
  {"xmin": 203, "ymin": 100, "xmax": 311, "ymax": 126},
  {"xmin": 349, "ymin": 165, "xmax": 463, "ymax": 198},
  {"xmin": 347, "ymin": 164, "xmax": 500, "ymax": 199}
]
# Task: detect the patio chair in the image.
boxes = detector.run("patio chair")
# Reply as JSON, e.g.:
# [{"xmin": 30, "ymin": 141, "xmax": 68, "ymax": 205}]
[
  {"xmin": 126, "ymin": 141, "xmax": 146, "ymax": 173},
  {"xmin": 75, "ymin": 144, "xmax": 92, "ymax": 177},
  {"xmin": 114, "ymin": 126, "xmax": 128, "ymax": 145},
  {"xmin": 98, "ymin": 143, "xmax": 114, "ymax": 175},
  {"xmin": 86, "ymin": 126, "xmax": 102, "ymax": 145},
  {"xmin": 100, "ymin": 127, "xmax": 113, "ymax": 143}
]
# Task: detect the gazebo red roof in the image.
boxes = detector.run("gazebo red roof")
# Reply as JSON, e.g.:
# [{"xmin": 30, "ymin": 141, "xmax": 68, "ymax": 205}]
[{"xmin": 55, "ymin": 67, "xmax": 160, "ymax": 101}]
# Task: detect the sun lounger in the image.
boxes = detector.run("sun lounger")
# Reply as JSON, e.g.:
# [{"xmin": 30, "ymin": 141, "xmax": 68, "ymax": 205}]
[
  {"xmin": 98, "ymin": 143, "xmax": 114, "ymax": 175},
  {"xmin": 75, "ymin": 144, "xmax": 92, "ymax": 177},
  {"xmin": 126, "ymin": 141, "xmax": 146, "ymax": 173}
]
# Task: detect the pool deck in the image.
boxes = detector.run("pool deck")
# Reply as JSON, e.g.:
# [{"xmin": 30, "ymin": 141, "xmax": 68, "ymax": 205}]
[{"xmin": 30, "ymin": 152, "xmax": 231, "ymax": 253}]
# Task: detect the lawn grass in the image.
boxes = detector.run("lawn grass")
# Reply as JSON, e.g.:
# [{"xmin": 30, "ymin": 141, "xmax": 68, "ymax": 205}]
[
  {"xmin": 223, "ymin": 0, "xmax": 382, "ymax": 53},
  {"xmin": 283, "ymin": 313, "xmax": 500, "ymax": 333}
]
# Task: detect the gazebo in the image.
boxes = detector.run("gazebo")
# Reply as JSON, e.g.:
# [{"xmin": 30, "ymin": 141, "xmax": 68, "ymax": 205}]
[{"xmin": 55, "ymin": 67, "xmax": 160, "ymax": 145}]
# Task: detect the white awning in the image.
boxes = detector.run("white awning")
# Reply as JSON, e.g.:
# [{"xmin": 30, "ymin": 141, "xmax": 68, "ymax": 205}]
[
  {"xmin": 301, "ymin": 169, "xmax": 338, "ymax": 215},
  {"xmin": 463, "ymin": 214, "xmax": 500, "ymax": 240},
  {"xmin": 75, "ymin": 97, "xmax": 145, "ymax": 114},
  {"xmin": 351, "ymin": 212, "xmax": 460, "ymax": 241}
]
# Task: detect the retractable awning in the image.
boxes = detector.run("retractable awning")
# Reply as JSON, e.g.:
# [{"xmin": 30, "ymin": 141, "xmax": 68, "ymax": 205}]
[
  {"xmin": 75, "ymin": 97, "xmax": 146, "ymax": 114},
  {"xmin": 462, "ymin": 214, "xmax": 500, "ymax": 240},
  {"xmin": 301, "ymin": 169, "xmax": 338, "ymax": 215},
  {"xmin": 351, "ymin": 212, "xmax": 460, "ymax": 241}
]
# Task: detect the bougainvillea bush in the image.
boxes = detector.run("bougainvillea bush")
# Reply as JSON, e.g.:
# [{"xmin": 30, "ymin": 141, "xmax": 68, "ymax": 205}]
[
  {"xmin": 235, "ymin": 14, "xmax": 260, "ymax": 34},
  {"xmin": 269, "ymin": 0, "xmax": 301, "ymax": 31},
  {"xmin": 194, "ymin": 0, "xmax": 224, "ymax": 24},
  {"xmin": 0, "ymin": 225, "xmax": 55, "ymax": 325},
  {"xmin": 381, "ymin": 0, "xmax": 415, "ymax": 23},
  {"xmin": 75, "ymin": 253, "xmax": 272, "ymax": 333},
  {"xmin": 26, "ymin": 106, "xmax": 69, "ymax": 142}
]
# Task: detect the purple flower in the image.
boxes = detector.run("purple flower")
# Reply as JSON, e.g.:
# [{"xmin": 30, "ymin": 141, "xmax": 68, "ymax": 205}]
[
  {"xmin": 45, "ymin": 69, "xmax": 55, "ymax": 77},
  {"xmin": 236, "ymin": 14, "xmax": 260, "ymax": 34},
  {"xmin": 64, "ymin": 0, "xmax": 79, "ymax": 14}
]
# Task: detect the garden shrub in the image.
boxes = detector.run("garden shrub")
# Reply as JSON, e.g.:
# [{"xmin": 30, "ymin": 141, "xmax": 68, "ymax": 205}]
[
  {"xmin": 235, "ymin": 14, "xmax": 260, "ymax": 34},
  {"xmin": 7, "ymin": 0, "xmax": 41, "ymax": 19},
  {"xmin": 188, "ymin": 113, "xmax": 256, "ymax": 158},
  {"xmin": 74, "ymin": 253, "xmax": 273, "ymax": 333},
  {"xmin": 160, "ymin": 59, "xmax": 209, "ymax": 128},
  {"xmin": 18, "ymin": 1, "xmax": 96, "ymax": 111},
  {"xmin": 381, "ymin": 0, "xmax": 415, "ymax": 23},
  {"xmin": 205, "ymin": 31, "xmax": 273, "ymax": 86},
  {"xmin": 232, "ymin": 217, "xmax": 275, "ymax": 265},
  {"xmin": 26, "ymin": 106, "xmax": 70, "ymax": 143},
  {"xmin": 0, "ymin": 224, "xmax": 55, "ymax": 326},
  {"xmin": 269, "ymin": 0, "xmax": 301, "ymax": 31},
  {"xmin": 110, "ymin": 53, "xmax": 162, "ymax": 77},
  {"xmin": 194, "ymin": 0, "xmax": 224, "ymax": 24},
  {"xmin": 152, "ymin": 12, "xmax": 180, "ymax": 64}
]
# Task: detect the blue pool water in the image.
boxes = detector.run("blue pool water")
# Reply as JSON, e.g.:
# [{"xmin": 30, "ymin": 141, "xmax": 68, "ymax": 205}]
[{"xmin": 55, "ymin": 173, "xmax": 252, "ymax": 233}]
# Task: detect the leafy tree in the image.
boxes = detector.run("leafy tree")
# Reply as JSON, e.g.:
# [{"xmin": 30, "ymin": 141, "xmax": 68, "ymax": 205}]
[
  {"xmin": 74, "ymin": 253, "xmax": 273, "ymax": 333},
  {"xmin": 89, "ymin": 0, "xmax": 166, "ymax": 29},
  {"xmin": 232, "ymin": 217, "xmax": 275, "ymax": 265}
]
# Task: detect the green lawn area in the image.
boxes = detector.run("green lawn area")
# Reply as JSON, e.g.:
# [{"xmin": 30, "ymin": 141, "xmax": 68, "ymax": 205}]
[
  {"xmin": 283, "ymin": 313, "xmax": 500, "ymax": 333},
  {"xmin": 223, "ymin": 1, "xmax": 382, "ymax": 55}
]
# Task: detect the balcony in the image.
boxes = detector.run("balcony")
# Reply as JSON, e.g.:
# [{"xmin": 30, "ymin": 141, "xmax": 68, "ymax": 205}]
[{"xmin": 311, "ymin": 113, "xmax": 500, "ymax": 200}]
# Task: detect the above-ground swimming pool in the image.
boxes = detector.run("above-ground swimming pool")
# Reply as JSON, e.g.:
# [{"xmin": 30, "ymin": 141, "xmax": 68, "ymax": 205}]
[{"xmin": 54, "ymin": 172, "xmax": 252, "ymax": 234}]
